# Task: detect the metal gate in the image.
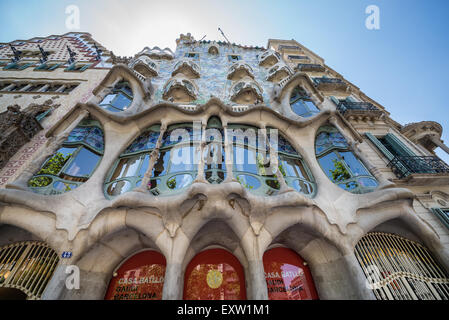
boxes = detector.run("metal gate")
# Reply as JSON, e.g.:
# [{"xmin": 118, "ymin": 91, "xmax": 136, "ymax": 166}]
[
  {"xmin": 355, "ymin": 232, "xmax": 449, "ymax": 300},
  {"xmin": 0, "ymin": 241, "xmax": 59, "ymax": 300}
]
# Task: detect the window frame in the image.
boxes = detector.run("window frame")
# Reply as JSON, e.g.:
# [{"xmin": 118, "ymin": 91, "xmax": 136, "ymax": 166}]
[{"xmin": 316, "ymin": 127, "xmax": 378, "ymax": 194}]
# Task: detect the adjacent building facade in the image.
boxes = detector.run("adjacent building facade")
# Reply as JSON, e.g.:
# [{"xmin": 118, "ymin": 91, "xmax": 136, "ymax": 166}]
[{"xmin": 0, "ymin": 32, "xmax": 448, "ymax": 300}]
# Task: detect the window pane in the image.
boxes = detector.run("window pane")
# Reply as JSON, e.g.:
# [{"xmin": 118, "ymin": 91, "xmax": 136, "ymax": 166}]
[
  {"xmin": 318, "ymin": 152, "xmax": 350, "ymax": 182},
  {"xmin": 138, "ymin": 154, "xmax": 150, "ymax": 177},
  {"xmin": 111, "ymin": 155, "xmax": 141, "ymax": 180},
  {"xmin": 304, "ymin": 100, "xmax": 320, "ymax": 114},
  {"xmin": 152, "ymin": 150, "xmax": 170, "ymax": 177},
  {"xmin": 233, "ymin": 146, "xmax": 258, "ymax": 174},
  {"xmin": 64, "ymin": 148, "xmax": 100, "ymax": 177},
  {"xmin": 100, "ymin": 94, "xmax": 116, "ymax": 106},
  {"xmin": 280, "ymin": 157, "xmax": 308, "ymax": 179},
  {"xmin": 112, "ymin": 93, "xmax": 132, "ymax": 110},
  {"xmin": 107, "ymin": 180, "xmax": 133, "ymax": 196},
  {"xmin": 291, "ymin": 100, "xmax": 308, "ymax": 117},
  {"xmin": 166, "ymin": 174, "xmax": 193, "ymax": 189},
  {"xmin": 340, "ymin": 152, "xmax": 369, "ymax": 176},
  {"xmin": 169, "ymin": 145, "xmax": 198, "ymax": 173}
]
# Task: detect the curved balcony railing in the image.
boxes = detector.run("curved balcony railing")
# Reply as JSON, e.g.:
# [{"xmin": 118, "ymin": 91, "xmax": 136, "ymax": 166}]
[{"xmin": 387, "ymin": 156, "xmax": 449, "ymax": 179}]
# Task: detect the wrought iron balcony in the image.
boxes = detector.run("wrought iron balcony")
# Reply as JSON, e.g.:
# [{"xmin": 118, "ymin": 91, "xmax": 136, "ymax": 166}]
[
  {"xmin": 313, "ymin": 77, "xmax": 348, "ymax": 91},
  {"xmin": 387, "ymin": 156, "xmax": 449, "ymax": 179},
  {"xmin": 337, "ymin": 101, "xmax": 384, "ymax": 120},
  {"xmin": 296, "ymin": 63, "xmax": 325, "ymax": 72}
]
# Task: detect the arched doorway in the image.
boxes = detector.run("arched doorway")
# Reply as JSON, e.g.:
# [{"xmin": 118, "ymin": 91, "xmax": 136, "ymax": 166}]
[
  {"xmin": 0, "ymin": 241, "xmax": 59, "ymax": 300},
  {"xmin": 355, "ymin": 232, "xmax": 449, "ymax": 300},
  {"xmin": 183, "ymin": 248, "xmax": 246, "ymax": 300},
  {"xmin": 104, "ymin": 250, "xmax": 166, "ymax": 300},
  {"xmin": 263, "ymin": 247, "xmax": 318, "ymax": 300}
]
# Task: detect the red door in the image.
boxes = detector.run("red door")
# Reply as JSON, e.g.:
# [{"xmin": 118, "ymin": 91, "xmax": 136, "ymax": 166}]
[
  {"xmin": 263, "ymin": 247, "xmax": 318, "ymax": 300},
  {"xmin": 104, "ymin": 250, "xmax": 166, "ymax": 300},
  {"xmin": 184, "ymin": 248, "xmax": 246, "ymax": 300}
]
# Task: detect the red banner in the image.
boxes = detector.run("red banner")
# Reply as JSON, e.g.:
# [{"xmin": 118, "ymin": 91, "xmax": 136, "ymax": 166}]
[
  {"xmin": 184, "ymin": 248, "xmax": 246, "ymax": 300},
  {"xmin": 263, "ymin": 247, "xmax": 318, "ymax": 300},
  {"xmin": 104, "ymin": 250, "xmax": 166, "ymax": 300}
]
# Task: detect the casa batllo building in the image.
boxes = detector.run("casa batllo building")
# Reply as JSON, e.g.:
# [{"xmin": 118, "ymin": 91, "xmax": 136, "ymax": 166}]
[{"xmin": 0, "ymin": 31, "xmax": 448, "ymax": 301}]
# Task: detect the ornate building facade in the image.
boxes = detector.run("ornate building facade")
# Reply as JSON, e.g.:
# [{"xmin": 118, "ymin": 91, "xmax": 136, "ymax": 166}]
[{"xmin": 0, "ymin": 32, "xmax": 448, "ymax": 300}]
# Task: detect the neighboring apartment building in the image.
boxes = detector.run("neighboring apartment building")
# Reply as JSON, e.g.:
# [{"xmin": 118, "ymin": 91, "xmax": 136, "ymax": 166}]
[{"xmin": 0, "ymin": 32, "xmax": 448, "ymax": 300}]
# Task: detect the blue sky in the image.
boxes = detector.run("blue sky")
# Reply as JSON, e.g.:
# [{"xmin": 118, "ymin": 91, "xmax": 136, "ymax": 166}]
[{"xmin": 1, "ymin": 0, "xmax": 449, "ymax": 163}]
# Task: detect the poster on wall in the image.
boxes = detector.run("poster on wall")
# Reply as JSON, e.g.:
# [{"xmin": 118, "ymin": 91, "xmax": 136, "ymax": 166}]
[
  {"xmin": 184, "ymin": 249, "xmax": 246, "ymax": 300},
  {"xmin": 104, "ymin": 250, "xmax": 166, "ymax": 300},
  {"xmin": 263, "ymin": 247, "xmax": 318, "ymax": 300}
]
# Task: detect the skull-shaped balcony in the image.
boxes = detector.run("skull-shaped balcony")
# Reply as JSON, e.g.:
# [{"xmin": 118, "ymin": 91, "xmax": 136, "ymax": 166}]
[
  {"xmin": 266, "ymin": 62, "xmax": 292, "ymax": 83},
  {"xmin": 128, "ymin": 56, "xmax": 159, "ymax": 78},
  {"xmin": 162, "ymin": 76, "xmax": 198, "ymax": 103},
  {"xmin": 227, "ymin": 62, "xmax": 255, "ymax": 81},
  {"xmin": 230, "ymin": 77, "xmax": 263, "ymax": 105},
  {"xmin": 258, "ymin": 49, "xmax": 281, "ymax": 68},
  {"xmin": 171, "ymin": 59, "xmax": 200, "ymax": 79}
]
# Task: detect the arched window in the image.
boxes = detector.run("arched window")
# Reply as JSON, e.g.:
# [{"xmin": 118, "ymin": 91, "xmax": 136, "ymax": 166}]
[
  {"xmin": 104, "ymin": 250, "xmax": 166, "ymax": 300},
  {"xmin": 105, "ymin": 125, "xmax": 160, "ymax": 197},
  {"xmin": 99, "ymin": 81, "xmax": 133, "ymax": 112},
  {"xmin": 184, "ymin": 248, "xmax": 246, "ymax": 300},
  {"xmin": 29, "ymin": 119, "xmax": 104, "ymax": 195},
  {"xmin": 355, "ymin": 232, "xmax": 449, "ymax": 300},
  {"xmin": 230, "ymin": 125, "xmax": 315, "ymax": 196},
  {"xmin": 315, "ymin": 126, "xmax": 377, "ymax": 194},
  {"xmin": 263, "ymin": 247, "xmax": 318, "ymax": 300},
  {"xmin": 289, "ymin": 86, "xmax": 320, "ymax": 118}
]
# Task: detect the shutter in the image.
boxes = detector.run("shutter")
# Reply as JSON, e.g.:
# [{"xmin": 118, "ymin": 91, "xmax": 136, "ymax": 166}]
[
  {"xmin": 430, "ymin": 208, "xmax": 449, "ymax": 230},
  {"xmin": 80, "ymin": 64, "xmax": 91, "ymax": 71},
  {"xmin": 345, "ymin": 96, "xmax": 357, "ymax": 102},
  {"xmin": 365, "ymin": 133, "xmax": 394, "ymax": 161},
  {"xmin": 330, "ymin": 96, "xmax": 340, "ymax": 106},
  {"xmin": 365, "ymin": 133, "xmax": 408, "ymax": 176},
  {"xmin": 384, "ymin": 133, "xmax": 416, "ymax": 157}
]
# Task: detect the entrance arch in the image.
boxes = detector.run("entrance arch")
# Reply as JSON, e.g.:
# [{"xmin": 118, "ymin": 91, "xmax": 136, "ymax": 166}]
[
  {"xmin": 104, "ymin": 250, "xmax": 166, "ymax": 300},
  {"xmin": 183, "ymin": 248, "xmax": 246, "ymax": 300},
  {"xmin": 355, "ymin": 232, "xmax": 449, "ymax": 300},
  {"xmin": 0, "ymin": 241, "xmax": 59, "ymax": 300},
  {"xmin": 263, "ymin": 247, "xmax": 318, "ymax": 300}
]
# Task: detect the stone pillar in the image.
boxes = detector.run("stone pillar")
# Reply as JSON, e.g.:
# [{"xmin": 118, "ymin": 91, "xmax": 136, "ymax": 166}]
[
  {"xmin": 162, "ymin": 262, "xmax": 183, "ymax": 300},
  {"xmin": 343, "ymin": 253, "xmax": 376, "ymax": 300},
  {"xmin": 430, "ymin": 135, "xmax": 449, "ymax": 156},
  {"xmin": 135, "ymin": 124, "xmax": 166, "ymax": 192},
  {"xmin": 194, "ymin": 121, "xmax": 207, "ymax": 183},
  {"xmin": 223, "ymin": 124, "xmax": 235, "ymax": 181},
  {"xmin": 41, "ymin": 263, "xmax": 68, "ymax": 300},
  {"xmin": 247, "ymin": 259, "xmax": 268, "ymax": 300}
]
